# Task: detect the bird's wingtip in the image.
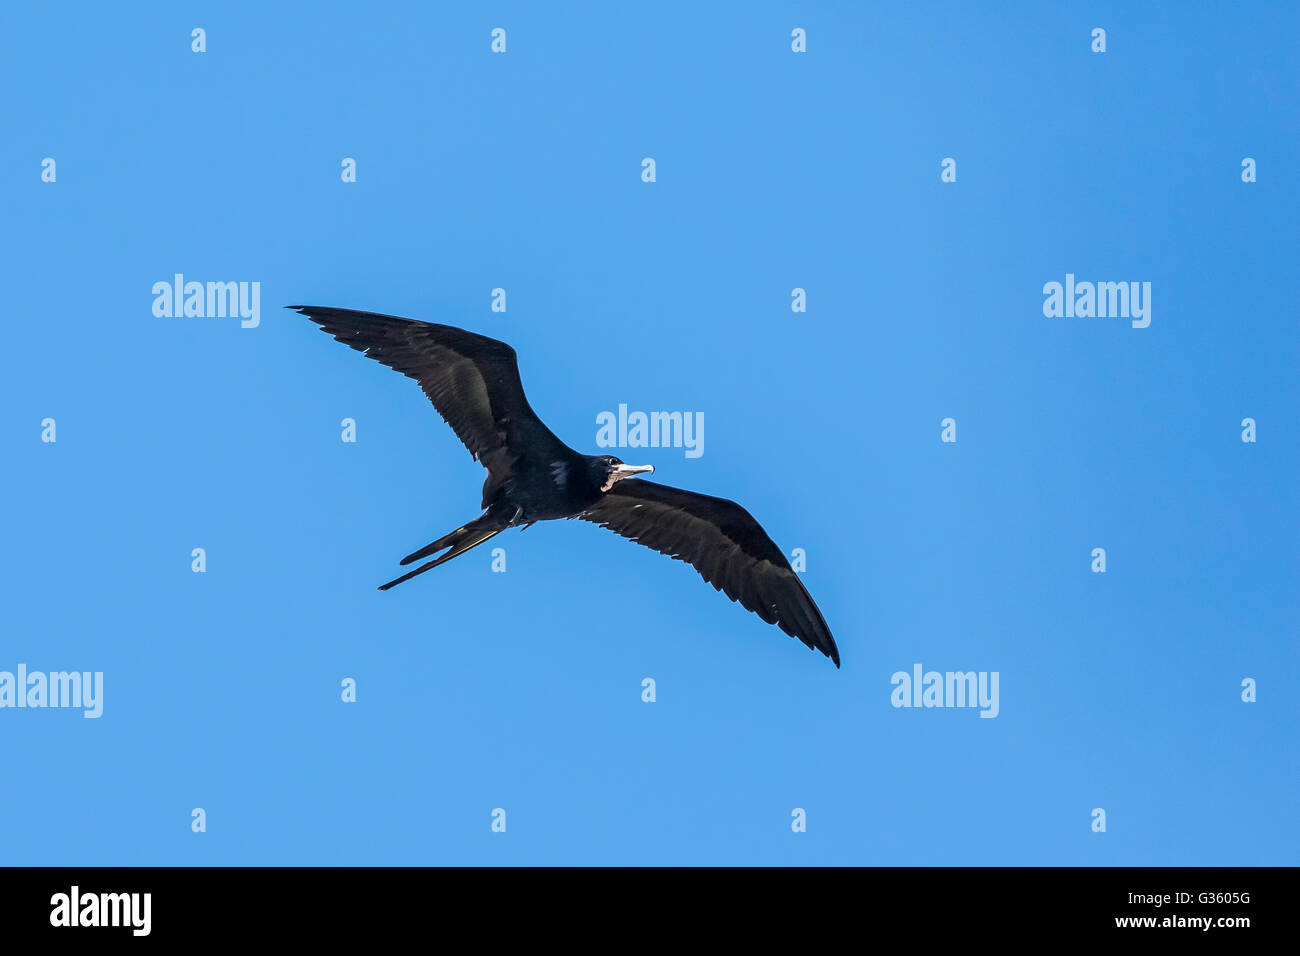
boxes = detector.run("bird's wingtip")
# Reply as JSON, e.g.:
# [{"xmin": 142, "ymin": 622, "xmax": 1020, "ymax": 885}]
[
  {"xmin": 288, "ymin": 305, "xmax": 332, "ymax": 326},
  {"xmin": 823, "ymin": 641, "xmax": 841, "ymax": 668}
]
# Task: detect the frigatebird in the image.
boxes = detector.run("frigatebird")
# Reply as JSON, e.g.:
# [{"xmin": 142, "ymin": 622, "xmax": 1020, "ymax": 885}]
[{"xmin": 290, "ymin": 306, "xmax": 839, "ymax": 667}]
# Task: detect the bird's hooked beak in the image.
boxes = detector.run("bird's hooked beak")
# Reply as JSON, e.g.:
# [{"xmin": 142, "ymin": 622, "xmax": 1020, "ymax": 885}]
[{"xmin": 603, "ymin": 462, "xmax": 654, "ymax": 491}]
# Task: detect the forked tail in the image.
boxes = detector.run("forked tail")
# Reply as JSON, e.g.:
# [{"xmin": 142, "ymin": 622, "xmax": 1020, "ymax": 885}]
[{"xmin": 378, "ymin": 508, "xmax": 514, "ymax": 590}]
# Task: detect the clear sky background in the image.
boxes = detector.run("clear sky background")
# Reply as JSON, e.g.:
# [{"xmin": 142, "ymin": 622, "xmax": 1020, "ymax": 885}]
[{"xmin": 2, "ymin": 2, "xmax": 1296, "ymax": 865}]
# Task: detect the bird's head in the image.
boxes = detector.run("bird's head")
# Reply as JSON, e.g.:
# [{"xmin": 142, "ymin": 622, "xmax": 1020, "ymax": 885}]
[{"xmin": 589, "ymin": 455, "xmax": 654, "ymax": 492}]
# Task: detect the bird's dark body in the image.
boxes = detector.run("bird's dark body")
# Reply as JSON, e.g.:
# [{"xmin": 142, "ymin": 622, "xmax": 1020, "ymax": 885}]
[
  {"xmin": 290, "ymin": 305, "xmax": 840, "ymax": 667},
  {"xmin": 490, "ymin": 449, "xmax": 603, "ymax": 522}
]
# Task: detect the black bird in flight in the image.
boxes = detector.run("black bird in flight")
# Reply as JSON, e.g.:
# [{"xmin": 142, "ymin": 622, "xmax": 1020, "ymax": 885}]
[{"xmin": 290, "ymin": 306, "xmax": 839, "ymax": 667}]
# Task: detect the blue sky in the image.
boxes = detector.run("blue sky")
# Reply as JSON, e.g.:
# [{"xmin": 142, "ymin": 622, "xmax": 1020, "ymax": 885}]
[{"xmin": 2, "ymin": 1, "xmax": 1296, "ymax": 865}]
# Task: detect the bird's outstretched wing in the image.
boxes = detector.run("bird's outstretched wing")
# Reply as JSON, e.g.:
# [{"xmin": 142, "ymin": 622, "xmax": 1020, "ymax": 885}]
[
  {"xmin": 290, "ymin": 306, "xmax": 570, "ymax": 498},
  {"xmin": 579, "ymin": 479, "xmax": 839, "ymax": 666}
]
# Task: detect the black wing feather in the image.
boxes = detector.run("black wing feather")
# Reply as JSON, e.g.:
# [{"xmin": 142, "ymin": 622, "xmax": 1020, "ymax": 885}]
[
  {"xmin": 580, "ymin": 479, "xmax": 839, "ymax": 666},
  {"xmin": 289, "ymin": 306, "xmax": 571, "ymax": 501}
]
